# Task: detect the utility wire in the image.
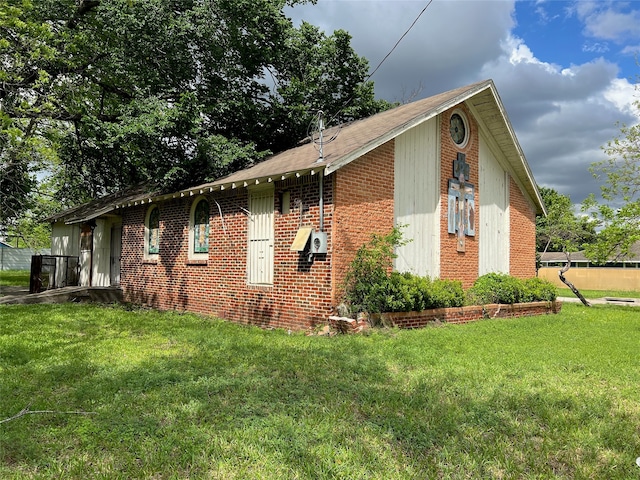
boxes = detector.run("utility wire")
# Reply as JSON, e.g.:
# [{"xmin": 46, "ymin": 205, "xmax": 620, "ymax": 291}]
[
  {"xmin": 366, "ymin": 0, "xmax": 434, "ymax": 83},
  {"xmin": 323, "ymin": 0, "xmax": 435, "ymax": 130}
]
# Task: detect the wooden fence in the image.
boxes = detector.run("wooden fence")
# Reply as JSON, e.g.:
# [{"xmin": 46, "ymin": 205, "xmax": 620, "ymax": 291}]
[{"xmin": 538, "ymin": 267, "xmax": 640, "ymax": 292}]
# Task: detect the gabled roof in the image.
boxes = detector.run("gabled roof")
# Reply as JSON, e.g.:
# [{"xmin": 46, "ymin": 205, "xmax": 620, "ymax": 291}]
[
  {"xmin": 123, "ymin": 79, "xmax": 543, "ymax": 214},
  {"xmin": 46, "ymin": 184, "xmax": 159, "ymax": 225},
  {"xmin": 51, "ymin": 79, "xmax": 545, "ymax": 223},
  {"xmin": 538, "ymin": 251, "xmax": 590, "ymax": 263}
]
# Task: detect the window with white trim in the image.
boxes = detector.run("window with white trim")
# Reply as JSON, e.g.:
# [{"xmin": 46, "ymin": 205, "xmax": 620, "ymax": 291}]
[
  {"xmin": 189, "ymin": 196, "xmax": 210, "ymax": 261},
  {"xmin": 248, "ymin": 187, "xmax": 274, "ymax": 285},
  {"xmin": 144, "ymin": 205, "xmax": 160, "ymax": 261}
]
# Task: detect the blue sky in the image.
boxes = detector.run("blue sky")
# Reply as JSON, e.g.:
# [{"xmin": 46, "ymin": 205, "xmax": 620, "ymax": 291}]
[
  {"xmin": 514, "ymin": 2, "xmax": 638, "ymax": 81},
  {"xmin": 285, "ymin": 0, "xmax": 640, "ymax": 205}
]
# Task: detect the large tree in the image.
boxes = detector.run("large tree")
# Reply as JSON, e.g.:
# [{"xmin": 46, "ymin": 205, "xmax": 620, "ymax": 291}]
[
  {"xmin": 583, "ymin": 94, "xmax": 640, "ymax": 264},
  {"xmin": 0, "ymin": 0, "xmax": 389, "ymax": 227},
  {"xmin": 537, "ymin": 186, "xmax": 596, "ymax": 306},
  {"xmin": 536, "ymin": 186, "xmax": 595, "ymax": 254}
]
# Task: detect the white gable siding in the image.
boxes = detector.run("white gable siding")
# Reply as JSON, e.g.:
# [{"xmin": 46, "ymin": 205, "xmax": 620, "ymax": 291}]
[
  {"xmin": 50, "ymin": 219, "xmax": 119, "ymax": 287},
  {"xmin": 51, "ymin": 222, "xmax": 82, "ymax": 286},
  {"xmin": 394, "ymin": 118, "xmax": 440, "ymax": 277},
  {"xmin": 479, "ymin": 134, "xmax": 509, "ymax": 275},
  {"xmin": 91, "ymin": 218, "xmax": 116, "ymax": 287},
  {"xmin": 51, "ymin": 222, "xmax": 80, "ymax": 257}
]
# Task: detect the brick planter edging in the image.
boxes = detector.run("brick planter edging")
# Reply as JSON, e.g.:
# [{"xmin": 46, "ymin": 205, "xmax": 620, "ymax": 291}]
[{"xmin": 328, "ymin": 300, "xmax": 562, "ymax": 333}]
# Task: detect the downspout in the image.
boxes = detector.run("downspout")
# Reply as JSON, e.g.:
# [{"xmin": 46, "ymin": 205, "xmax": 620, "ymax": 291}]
[
  {"xmin": 319, "ymin": 170, "xmax": 324, "ymax": 232},
  {"xmin": 315, "ymin": 111, "xmax": 325, "ymax": 233}
]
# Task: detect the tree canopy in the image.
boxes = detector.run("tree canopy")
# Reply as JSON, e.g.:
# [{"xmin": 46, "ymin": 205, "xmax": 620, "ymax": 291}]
[
  {"xmin": 583, "ymin": 93, "xmax": 640, "ymax": 264},
  {"xmin": 1, "ymin": 0, "xmax": 390, "ymax": 228},
  {"xmin": 536, "ymin": 186, "xmax": 595, "ymax": 255}
]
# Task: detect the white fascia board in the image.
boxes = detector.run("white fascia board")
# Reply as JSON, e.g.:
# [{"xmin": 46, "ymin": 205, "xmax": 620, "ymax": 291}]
[
  {"xmin": 484, "ymin": 83, "xmax": 546, "ymax": 216},
  {"xmin": 64, "ymin": 206, "xmax": 119, "ymax": 224}
]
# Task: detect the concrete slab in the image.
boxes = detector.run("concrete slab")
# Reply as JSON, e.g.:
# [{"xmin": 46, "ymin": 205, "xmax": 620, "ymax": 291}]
[
  {"xmin": 0, "ymin": 286, "xmax": 122, "ymax": 305},
  {"xmin": 557, "ymin": 296, "xmax": 640, "ymax": 307}
]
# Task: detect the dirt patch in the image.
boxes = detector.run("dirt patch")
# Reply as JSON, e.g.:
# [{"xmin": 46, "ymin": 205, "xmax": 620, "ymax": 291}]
[{"xmin": 0, "ymin": 286, "xmax": 29, "ymax": 297}]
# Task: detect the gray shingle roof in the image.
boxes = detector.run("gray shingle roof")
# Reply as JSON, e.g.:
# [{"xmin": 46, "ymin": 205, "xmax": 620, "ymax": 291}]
[
  {"xmin": 46, "ymin": 184, "xmax": 160, "ymax": 224},
  {"xmin": 50, "ymin": 79, "xmax": 545, "ymax": 223},
  {"xmin": 165, "ymin": 79, "xmax": 543, "ymax": 215}
]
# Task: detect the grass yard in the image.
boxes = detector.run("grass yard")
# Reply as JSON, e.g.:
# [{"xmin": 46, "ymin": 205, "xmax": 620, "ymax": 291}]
[
  {"xmin": 0, "ymin": 270, "xmax": 30, "ymax": 289},
  {"xmin": 1, "ymin": 303, "xmax": 640, "ymax": 479},
  {"xmin": 557, "ymin": 287, "xmax": 640, "ymax": 299}
]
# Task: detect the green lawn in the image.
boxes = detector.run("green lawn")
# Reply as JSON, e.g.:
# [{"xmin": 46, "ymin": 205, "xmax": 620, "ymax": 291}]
[
  {"xmin": 1, "ymin": 303, "xmax": 639, "ymax": 478},
  {"xmin": 557, "ymin": 287, "xmax": 640, "ymax": 299},
  {"xmin": 0, "ymin": 270, "xmax": 30, "ymax": 288}
]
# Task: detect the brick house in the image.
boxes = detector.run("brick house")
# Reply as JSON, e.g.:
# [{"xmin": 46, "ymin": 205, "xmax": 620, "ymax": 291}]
[{"xmin": 48, "ymin": 80, "xmax": 545, "ymax": 330}]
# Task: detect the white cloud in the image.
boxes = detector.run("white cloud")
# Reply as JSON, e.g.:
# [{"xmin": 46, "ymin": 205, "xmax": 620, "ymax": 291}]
[
  {"xmin": 603, "ymin": 78, "xmax": 637, "ymax": 115},
  {"xmin": 574, "ymin": 2, "xmax": 640, "ymax": 42},
  {"xmin": 284, "ymin": 0, "xmax": 638, "ymax": 203},
  {"xmin": 475, "ymin": 32, "xmax": 631, "ymax": 201},
  {"xmin": 582, "ymin": 41, "xmax": 610, "ymax": 54},
  {"xmin": 508, "ymin": 37, "xmax": 539, "ymax": 64},
  {"xmin": 620, "ymin": 44, "xmax": 640, "ymax": 56}
]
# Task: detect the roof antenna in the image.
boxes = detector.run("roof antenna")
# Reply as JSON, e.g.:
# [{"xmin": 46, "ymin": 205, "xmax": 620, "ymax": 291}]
[
  {"xmin": 315, "ymin": 111, "xmax": 325, "ymax": 163},
  {"xmin": 309, "ymin": 110, "xmax": 341, "ymax": 162}
]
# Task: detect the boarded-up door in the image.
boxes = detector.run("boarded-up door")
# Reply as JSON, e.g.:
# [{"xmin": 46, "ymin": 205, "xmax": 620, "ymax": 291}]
[{"xmin": 248, "ymin": 189, "xmax": 274, "ymax": 285}]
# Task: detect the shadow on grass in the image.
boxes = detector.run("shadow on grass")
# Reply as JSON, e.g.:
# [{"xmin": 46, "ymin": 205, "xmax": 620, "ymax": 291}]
[{"xmin": 1, "ymin": 304, "xmax": 639, "ymax": 478}]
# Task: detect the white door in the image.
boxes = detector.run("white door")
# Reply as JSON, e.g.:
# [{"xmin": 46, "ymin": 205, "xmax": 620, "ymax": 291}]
[
  {"xmin": 110, "ymin": 226, "xmax": 122, "ymax": 286},
  {"xmin": 248, "ymin": 189, "xmax": 274, "ymax": 285}
]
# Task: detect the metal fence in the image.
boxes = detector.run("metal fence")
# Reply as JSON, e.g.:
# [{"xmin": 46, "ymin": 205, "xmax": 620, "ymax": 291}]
[
  {"xmin": 1, "ymin": 248, "xmax": 51, "ymax": 270},
  {"xmin": 29, "ymin": 255, "xmax": 80, "ymax": 293}
]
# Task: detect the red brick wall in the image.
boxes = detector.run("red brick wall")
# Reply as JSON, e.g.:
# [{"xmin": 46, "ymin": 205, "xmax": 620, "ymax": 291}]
[
  {"xmin": 374, "ymin": 301, "xmax": 562, "ymax": 329},
  {"xmin": 120, "ymin": 174, "xmax": 335, "ymax": 331},
  {"xmin": 509, "ymin": 175, "xmax": 537, "ymax": 278},
  {"xmin": 439, "ymin": 106, "xmax": 480, "ymax": 288},
  {"xmin": 119, "ymin": 106, "xmax": 539, "ymax": 330},
  {"xmin": 328, "ymin": 301, "xmax": 562, "ymax": 332},
  {"xmin": 331, "ymin": 141, "xmax": 395, "ymax": 304}
]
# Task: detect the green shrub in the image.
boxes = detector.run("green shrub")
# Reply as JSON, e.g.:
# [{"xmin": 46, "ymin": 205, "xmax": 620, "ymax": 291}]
[
  {"xmin": 342, "ymin": 232, "xmax": 554, "ymax": 314},
  {"xmin": 466, "ymin": 273, "xmax": 524, "ymax": 305},
  {"xmin": 466, "ymin": 273, "xmax": 558, "ymax": 305},
  {"xmin": 342, "ymin": 227, "xmax": 408, "ymax": 314},
  {"xmin": 343, "ymin": 233, "xmax": 466, "ymax": 313},
  {"xmin": 428, "ymin": 279, "xmax": 465, "ymax": 308},
  {"xmin": 366, "ymin": 273, "xmax": 465, "ymax": 313},
  {"xmin": 521, "ymin": 277, "xmax": 557, "ymax": 302},
  {"xmin": 381, "ymin": 272, "xmax": 422, "ymax": 312}
]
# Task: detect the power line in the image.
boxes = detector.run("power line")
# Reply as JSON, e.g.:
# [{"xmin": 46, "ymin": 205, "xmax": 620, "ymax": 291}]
[
  {"xmin": 366, "ymin": 0, "xmax": 435, "ymax": 83},
  {"xmin": 317, "ymin": 0, "xmax": 434, "ymax": 142}
]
